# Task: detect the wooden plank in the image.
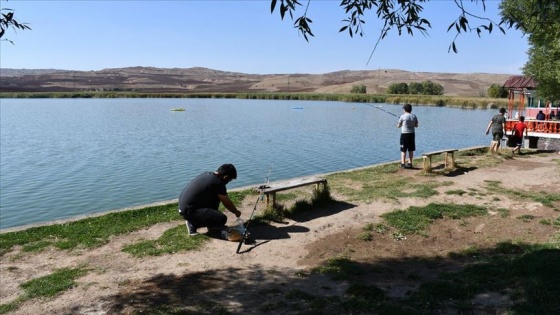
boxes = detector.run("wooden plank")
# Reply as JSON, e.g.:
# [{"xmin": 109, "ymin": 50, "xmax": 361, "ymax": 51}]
[
  {"xmin": 263, "ymin": 176, "xmax": 327, "ymax": 194},
  {"xmin": 422, "ymin": 149, "xmax": 458, "ymax": 157}
]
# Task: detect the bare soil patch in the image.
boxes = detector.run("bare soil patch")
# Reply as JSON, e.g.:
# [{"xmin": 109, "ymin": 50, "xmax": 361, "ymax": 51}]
[{"xmin": 1, "ymin": 153, "xmax": 559, "ymax": 314}]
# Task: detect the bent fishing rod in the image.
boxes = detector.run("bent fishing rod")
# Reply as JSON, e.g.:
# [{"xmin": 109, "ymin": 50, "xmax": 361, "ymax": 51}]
[
  {"xmin": 236, "ymin": 166, "xmax": 272, "ymax": 254},
  {"xmin": 363, "ymin": 103, "xmax": 398, "ymax": 117}
]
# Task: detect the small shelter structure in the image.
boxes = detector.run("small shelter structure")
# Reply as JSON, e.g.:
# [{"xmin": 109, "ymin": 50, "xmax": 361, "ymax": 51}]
[{"xmin": 502, "ymin": 75, "xmax": 538, "ymax": 119}]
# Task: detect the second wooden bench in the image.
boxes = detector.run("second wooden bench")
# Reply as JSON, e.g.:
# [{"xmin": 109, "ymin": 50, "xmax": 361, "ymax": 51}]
[{"xmin": 422, "ymin": 149, "xmax": 458, "ymax": 172}]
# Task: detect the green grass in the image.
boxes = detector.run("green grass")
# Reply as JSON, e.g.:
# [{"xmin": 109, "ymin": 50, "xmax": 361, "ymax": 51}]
[
  {"xmin": 285, "ymin": 184, "xmax": 335, "ymax": 216},
  {"xmin": 343, "ymin": 283, "xmax": 386, "ymax": 313},
  {"xmin": 517, "ymin": 214, "xmax": 536, "ymax": 222},
  {"xmin": 483, "ymin": 180, "xmax": 560, "ymax": 209},
  {"xmin": 0, "ymin": 267, "xmax": 89, "ymax": 314},
  {"xmin": 21, "ymin": 267, "xmax": 88, "ymax": 298},
  {"xmin": 122, "ymin": 224, "xmax": 210, "ymax": 257},
  {"xmin": 312, "ymin": 256, "xmax": 365, "ymax": 281},
  {"xmin": 381, "ymin": 203, "xmax": 488, "ymax": 236},
  {"xmin": 305, "ymin": 242, "xmax": 560, "ymax": 314},
  {"xmin": 0, "ymin": 203, "xmax": 181, "ymax": 255},
  {"xmin": 257, "ymin": 184, "xmax": 335, "ymax": 222},
  {"xmin": 2, "ymin": 149, "xmax": 559, "ymax": 314},
  {"xmin": 407, "ymin": 244, "xmax": 560, "ymax": 314},
  {"xmin": 358, "ymin": 223, "xmax": 389, "ymax": 241},
  {"xmin": 0, "ymin": 190, "xmax": 255, "ymax": 256},
  {"xmin": 0, "ymin": 303, "xmax": 18, "ymax": 314},
  {"xmin": 457, "ymin": 152, "xmax": 504, "ymax": 169},
  {"xmin": 141, "ymin": 301, "xmax": 230, "ymax": 315},
  {"xmin": 327, "ymin": 164, "xmax": 451, "ymax": 203},
  {"xmin": 497, "ymin": 208, "xmax": 510, "ymax": 218},
  {"xmin": 445, "ymin": 189, "xmax": 467, "ymax": 196}
]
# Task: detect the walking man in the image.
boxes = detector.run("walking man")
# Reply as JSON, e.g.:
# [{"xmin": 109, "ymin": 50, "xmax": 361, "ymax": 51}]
[
  {"xmin": 178, "ymin": 164, "xmax": 241, "ymax": 236},
  {"xmin": 485, "ymin": 107, "xmax": 507, "ymax": 154},
  {"xmin": 397, "ymin": 104, "xmax": 419, "ymax": 168}
]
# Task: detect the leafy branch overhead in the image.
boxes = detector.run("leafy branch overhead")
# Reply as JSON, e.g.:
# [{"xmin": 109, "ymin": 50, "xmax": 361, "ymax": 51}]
[
  {"xmin": 1, "ymin": 6, "xmax": 31, "ymax": 44},
  {"xmin": 270, "ymin": 0, "xmax": 547, "ymax": 58}
]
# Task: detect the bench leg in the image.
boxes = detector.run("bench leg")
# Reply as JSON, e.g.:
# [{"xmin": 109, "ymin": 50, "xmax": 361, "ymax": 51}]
[
  {"xmin": 422, "ymin": 156, "xmax": 432, "ymax": 172},
  {"xmin": 315, "ymin": 182, "xmax": 327, "ymax": 192},
  {"xmin": 444, "ymin": 152, "xmax": 456, "ymax": 169},
  {"xmin": 449, "ymin": 152, "xmax": 456, "ymax": 169}
]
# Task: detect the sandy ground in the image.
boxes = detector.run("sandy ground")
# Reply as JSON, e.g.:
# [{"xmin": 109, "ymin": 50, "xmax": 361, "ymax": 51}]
[{"xmin": 1, "ymin": 152, "xmax": 559, "ymax": 314}]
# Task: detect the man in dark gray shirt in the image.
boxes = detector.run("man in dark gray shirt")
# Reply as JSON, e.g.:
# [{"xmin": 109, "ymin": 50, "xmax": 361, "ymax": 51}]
[
  {"xmin": 485, "ymin": 107, "xmax": 507, "ymax": 154},
  {"xmin": 178, "ymin": 164, "xmax": 241, "ymax": 236}
]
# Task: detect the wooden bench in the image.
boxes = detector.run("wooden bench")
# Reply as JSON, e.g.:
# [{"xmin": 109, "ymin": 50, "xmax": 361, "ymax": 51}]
[
  {"xmin": 255, "ymin": 176, "xmax": 327, "ymax": 207},
  {"xmin": 422, "ymin": 149, "xmax": 458, "ymax": 172}
]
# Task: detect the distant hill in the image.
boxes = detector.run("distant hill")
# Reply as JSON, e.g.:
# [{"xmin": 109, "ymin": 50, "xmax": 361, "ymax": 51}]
[{"xmin": 0, "ymin": 66, "xmax": 514, "ymax": 96}]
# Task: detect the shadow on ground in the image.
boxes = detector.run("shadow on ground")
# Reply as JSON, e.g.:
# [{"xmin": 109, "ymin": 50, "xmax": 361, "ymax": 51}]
[
  {"xmin": 444, "ymin": 166, "xmax": 478, "ymax": 177},
  {"xmin": 98, "ymin": 246, "xmax": 560, "ymax": 315},
  {"xmin": 288, "ymin": 200, "xmax": 356, "ymax": 223}
]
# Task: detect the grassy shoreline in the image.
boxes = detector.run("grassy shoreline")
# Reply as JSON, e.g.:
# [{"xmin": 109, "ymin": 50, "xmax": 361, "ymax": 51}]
[
  {"xmin": 0, "ymin": 146, "xmax": 489, "ymax": 235},
  {"xmin": 1, "ymin": 148, "xmax": 559, "ymax": 314}
]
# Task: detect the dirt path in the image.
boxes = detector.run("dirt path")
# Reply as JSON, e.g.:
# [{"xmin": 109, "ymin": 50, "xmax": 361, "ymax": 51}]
[{"xmin": 1, "ymin": 152, "xmax": 559, "ymax": 314}]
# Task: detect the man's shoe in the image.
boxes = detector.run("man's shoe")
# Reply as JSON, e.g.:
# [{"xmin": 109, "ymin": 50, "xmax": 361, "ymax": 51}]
[
  {"xmin": 405, "ymin": 163, "xmax": 412, "ymax": 169},
  {"xmin": 400, "ymin": 164, "xmax": 406, "ymax": 168},
  {"xmin": 185, "ymin": 221, "xmax": 198, "ymax": 236}
]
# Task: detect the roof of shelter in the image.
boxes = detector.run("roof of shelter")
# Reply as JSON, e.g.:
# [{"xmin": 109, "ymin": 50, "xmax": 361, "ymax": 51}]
[{"xmin": 502, "ymin": 75, "xmax": 537, "ymax": 89}]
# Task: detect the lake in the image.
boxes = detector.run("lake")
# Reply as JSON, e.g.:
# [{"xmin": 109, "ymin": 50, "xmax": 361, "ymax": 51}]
[{"xmin": 0, "ymin": 98, "xmax": 493, "ymax": 229}]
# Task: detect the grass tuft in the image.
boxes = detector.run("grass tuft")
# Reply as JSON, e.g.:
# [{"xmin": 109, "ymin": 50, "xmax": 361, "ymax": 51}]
[
  {"xmin": 381, "ymin": 203, "xmax": 487, "ymax": 235},
  {"xmin": 21, "ymin": 267, "xmax": 88, "ymax": 299},
  {"xmin": 122, "ymin": 224, "xmax": 209, "ymax": 257},
  {"xmin": 312, "ymin": 256, "xmax": 365, "ymax": 281},
  {"xmin": 0, "ymin": 203, "xmax": 182, "ymax": 255},
  {"xmin": 0, "ymin": 266, "xmax": 90, "ymax": 314}
]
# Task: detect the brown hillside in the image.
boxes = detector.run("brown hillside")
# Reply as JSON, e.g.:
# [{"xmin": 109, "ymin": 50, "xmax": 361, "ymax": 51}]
[{"xmin": 0, "ymin": 67, "xmax": 513, "ymax": 96}]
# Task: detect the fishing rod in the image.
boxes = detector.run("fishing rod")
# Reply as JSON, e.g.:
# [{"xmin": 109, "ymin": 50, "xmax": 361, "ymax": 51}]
[
  {"xmin": 363, "ymin": 103, "xmax": 398, "ymax": 117},
  {"xmin": 236, "ymin": 166, "xmax": 272, "ymax": 254}
]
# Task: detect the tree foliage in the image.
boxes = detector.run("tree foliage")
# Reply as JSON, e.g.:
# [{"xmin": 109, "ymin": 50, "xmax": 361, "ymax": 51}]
[
  {"xmin": 500, "ymin": 0, "xmax": 560, "ymax": 101},
  {"xmin": 487, "ymin": 83, "xmax": 508, "ymax": 98},
  {"xmin": 387, "ymin": 82, "xmax": 409, "ymax": 94},
  {"xmin": 0, "ymin": 1, "xmax": 31, "ymax": 44},
  {"xmin": 270, "ymin": 0, "xmax": 508, "ymax": 61},
  {"xmin": 388, "ymin": 80, "xmax": 443, "ymax": 95},
  {"xmin": 350, "ymin": 84, "xmax": 367, "ymax": 94},
  {"xmin": 408, "ymin": 82, "xmax": 423, "ymax": 95},
  {"xmin": 421, "ymin": 80, "xmax": 443, "ymax": 95}
]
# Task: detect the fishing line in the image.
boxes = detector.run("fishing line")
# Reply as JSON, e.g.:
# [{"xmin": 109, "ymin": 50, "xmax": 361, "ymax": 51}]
[{"xmin": 363, "ymin": 103, "xmax": 398, "ymax": 117}]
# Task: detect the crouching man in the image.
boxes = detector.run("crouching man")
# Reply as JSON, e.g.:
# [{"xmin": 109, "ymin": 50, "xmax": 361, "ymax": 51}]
[{"xmin": 178, "ymin": 164, "xmax": 241, "ymax": 236}]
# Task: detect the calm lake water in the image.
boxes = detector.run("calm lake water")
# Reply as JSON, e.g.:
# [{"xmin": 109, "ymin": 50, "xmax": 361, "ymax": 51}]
[{"xmin": 1, "ymin": 98, "xmax": 493, "ymax": 229}]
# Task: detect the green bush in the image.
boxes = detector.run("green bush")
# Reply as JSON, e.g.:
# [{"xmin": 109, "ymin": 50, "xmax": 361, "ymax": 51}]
[{"xmin": 350, "ymin": 84, "xmax": 367, "ymax": 94}]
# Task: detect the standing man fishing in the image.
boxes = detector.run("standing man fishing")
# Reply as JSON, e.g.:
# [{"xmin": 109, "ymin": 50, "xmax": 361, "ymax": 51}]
[
  {"xmin": 178, "ymin": 164, "xmax": 241, "ymax": 236},
  {"xmin": 397, "ymin": 104, "xmax": 419, "ymax": 169},
  {"xmin": 485, "ymin": 107, "xmax": 507, "ymax": 154}
]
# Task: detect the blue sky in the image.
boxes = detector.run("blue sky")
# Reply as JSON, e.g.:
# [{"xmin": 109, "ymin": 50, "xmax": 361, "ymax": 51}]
[{"xmin": 0, "ymin": 0, "xmax": 528, "ymax": 74}]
